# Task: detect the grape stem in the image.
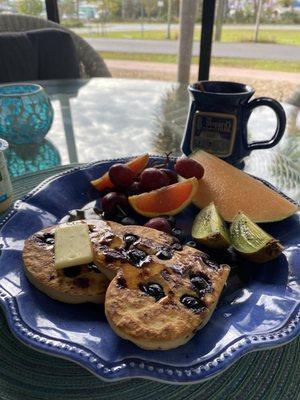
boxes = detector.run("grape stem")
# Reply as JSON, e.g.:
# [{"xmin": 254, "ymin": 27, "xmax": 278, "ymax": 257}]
[
  {"xmin": 152, "ymin": 162, "xmax": 165, "ymax": 169},
  {"xmin": 116, "ymin": 205, "xmax": 127, "ymax": 216},
  {"xmin": 151, "ymin": 151, "xmax": 173, "ymax": 169}
]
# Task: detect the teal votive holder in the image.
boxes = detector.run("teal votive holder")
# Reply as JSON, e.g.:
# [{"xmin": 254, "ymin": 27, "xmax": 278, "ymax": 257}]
[{"xmin": 0, "ymin": 83, "xmax": 54, "ymax": 145}]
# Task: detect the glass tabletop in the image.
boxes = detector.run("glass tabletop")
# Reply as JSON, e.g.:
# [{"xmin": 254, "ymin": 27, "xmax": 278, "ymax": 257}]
[{"xmin": 5, "ymin": 78, "xmax": 300, "ymax": 202}]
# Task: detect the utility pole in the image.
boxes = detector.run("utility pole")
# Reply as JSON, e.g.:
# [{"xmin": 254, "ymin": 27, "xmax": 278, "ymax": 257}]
[
  {"xmin": 166, "ymin": 0, "xmax": 172, "ymax": 39},
  {"xmin": 254, "ymin": 0, "xmax": 263, "ymax": 42},
  {"xmin": 214, "ymin": 0, "xmax": 225, "ymax": 42},
  {"xmin": 177, "ymin": 0, "xmax": 198, "ymax": 84},
  {"xmin": 141, "ymin": 2, "xmax": 144, "ymax": 39},
  {"xmin": 75, "ymin": 0, "xmax": 80, "ymax": 20},
  {"xmin": 122, "ymin": 0, "xmax": 125, "ymax": 20}
]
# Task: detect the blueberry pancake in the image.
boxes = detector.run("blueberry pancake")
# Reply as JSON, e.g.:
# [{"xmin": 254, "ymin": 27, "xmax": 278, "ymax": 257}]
[
  {"xmin": 93, "ymin": 223, "xmax": 230, "ymax": 350},
  {"xmin": 93, "ymin": 222, "xmax": 175, "ymax": 280},
  {"xmin": 23, "ymin": 220, "xmax": 110, "ymax": 304}
]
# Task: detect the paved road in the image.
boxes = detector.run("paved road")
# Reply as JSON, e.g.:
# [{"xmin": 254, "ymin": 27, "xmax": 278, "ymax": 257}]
[{"xmin": 87, "ymin": 38, "xmax": 300, "ymax": 61}]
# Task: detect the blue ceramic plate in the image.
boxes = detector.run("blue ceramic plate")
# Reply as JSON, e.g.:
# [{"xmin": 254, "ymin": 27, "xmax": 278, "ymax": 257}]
[{"xmin": 0, "ymin": 156, "xmax": 299, "ymax": 384}]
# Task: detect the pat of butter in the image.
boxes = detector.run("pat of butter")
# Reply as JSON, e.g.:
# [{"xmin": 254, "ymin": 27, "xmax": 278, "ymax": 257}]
[{"xmin": 55, "ymin": 224, "xmax": 93, "ymax": 269}]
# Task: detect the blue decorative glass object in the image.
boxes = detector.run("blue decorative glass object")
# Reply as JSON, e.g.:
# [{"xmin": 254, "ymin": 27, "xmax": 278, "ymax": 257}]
[
  {"xmin": 5, "ymin": 139, "xmax": 61, "ymax": 177},
  {"xmin": 0, "ymin": 83, "xmax": 54, "ymax": 144}
]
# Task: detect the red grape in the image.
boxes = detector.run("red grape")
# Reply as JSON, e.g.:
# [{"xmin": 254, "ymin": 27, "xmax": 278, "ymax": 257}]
[
  {"xmin": 160, "ymin": 168, "xmax": 178, "ymax": 185},
  {"xmin": 102, "ymin": 192, "xmax": 128, "ymax": 216},
  {"xmin": 139, "ymin": 168, "xmax": 169, "ymax": 192},
  {"xmin": 108, "ymin": 163, "xmax": 134, "ymax": 189},
  {"xmin": 174, "ymin": 158, "xmax": 204, "ymax": 179},
  {"xmin": 126, "ymin": 181, "xmax": 142, "ymax": 196},
  {"xmin": 144, "ymin": 217, "xmax": 172, "ymax": 234}
]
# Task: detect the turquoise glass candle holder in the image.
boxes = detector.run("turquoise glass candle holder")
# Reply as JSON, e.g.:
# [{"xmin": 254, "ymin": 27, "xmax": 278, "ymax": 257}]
[
  {"xmin": 0, "ymin": 83, "xmax": 54, "ymax": 144},
  {"xmin": 5, "ymin": 140, "xmax": 61, "ymax": 178}
]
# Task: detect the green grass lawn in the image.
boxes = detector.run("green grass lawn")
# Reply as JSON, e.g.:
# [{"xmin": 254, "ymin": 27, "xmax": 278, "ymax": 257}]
[
  {"xmin": 101, "ymin": 51, "xmax": 300, "ymax": 73},
  {"xmin": 84, "ymin": 29, "xmax": 178, "ymax": 40},
  {"xmin": 220, "ymin": 29, "xmax": 300, "ymax": 45},
  {"xmin": 83, "ymin": 27, "xmax": 300, "ymax": 45}
]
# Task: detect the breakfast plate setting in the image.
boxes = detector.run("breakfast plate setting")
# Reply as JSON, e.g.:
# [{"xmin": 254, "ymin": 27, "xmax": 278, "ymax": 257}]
[{"xmin": 0, "ymin": 152, "xmax": 299, "ymax": 384}]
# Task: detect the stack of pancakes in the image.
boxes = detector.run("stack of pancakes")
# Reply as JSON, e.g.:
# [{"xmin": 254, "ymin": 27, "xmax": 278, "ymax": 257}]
[{"xmin": 23, "ymin": 220, "xmax": 230, "ymax": 350}]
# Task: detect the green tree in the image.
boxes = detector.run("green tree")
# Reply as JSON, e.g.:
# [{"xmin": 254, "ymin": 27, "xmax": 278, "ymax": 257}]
[
  {"xmin": 142, "ymin": 0, "xmax": 157, "ymax": 20},
  {"xmin": 278, "ymin": 0, "xmax": 294, "ymax": 7},
  {"xmin": 59, "ymin": 0, "xmax": 76, "ymax": 18},
  {"xmin": 85, "ymin": 0, "xmax": 122, "ymax": 19},
  {"xmin": 17, "ymin": 0, "xmax": 43, "ymax": 16},
  {"xmin": 105, "ymin": 0, "xmax": 123, "ymax": 18}
]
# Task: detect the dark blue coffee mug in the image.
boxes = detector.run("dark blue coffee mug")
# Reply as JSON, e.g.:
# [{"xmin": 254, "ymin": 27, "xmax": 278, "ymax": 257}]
[{"xmin": 181, "ymin": 81, "xmax": 286, "ymax": 165}]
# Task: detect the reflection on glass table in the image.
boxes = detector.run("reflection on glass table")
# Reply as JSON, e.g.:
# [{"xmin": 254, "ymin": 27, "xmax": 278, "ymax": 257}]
[
  {"xmin": 3, "ymin": 78, "xmax": 300, "ymax": 202},
  {"xmin": 6, "ymin": 140, "xmax": 61, "ymax": 178}
]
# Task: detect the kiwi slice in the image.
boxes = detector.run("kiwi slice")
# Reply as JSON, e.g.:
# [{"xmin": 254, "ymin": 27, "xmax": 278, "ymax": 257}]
[
  {"xmin": 192, "ymin": 203, "xmax": 230, "ymax": 249},
  {"xmin": 230, "ymin": 212, "xmax": 284, "ymax": 263}
]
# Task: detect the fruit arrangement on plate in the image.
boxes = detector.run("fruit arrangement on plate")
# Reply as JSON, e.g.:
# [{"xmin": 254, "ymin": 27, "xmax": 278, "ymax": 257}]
[{"xmin": 22, "ymin": 150, "xmax": 298, "ymax": 351}]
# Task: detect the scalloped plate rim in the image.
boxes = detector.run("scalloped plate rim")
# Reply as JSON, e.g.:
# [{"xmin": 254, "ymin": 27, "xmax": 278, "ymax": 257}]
[{"xmin": 0, "ymin": 155, "xmax": 299, "ymax": 385}]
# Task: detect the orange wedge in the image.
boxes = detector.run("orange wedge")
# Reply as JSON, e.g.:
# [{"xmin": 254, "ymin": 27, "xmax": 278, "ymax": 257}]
[
  {"xmin": 91, "ymin": 154, "xmax": 149, "ymax": 191},
  {"xmin": 128, "ymin": 177, "xmax": 198, "ymax": 217}
]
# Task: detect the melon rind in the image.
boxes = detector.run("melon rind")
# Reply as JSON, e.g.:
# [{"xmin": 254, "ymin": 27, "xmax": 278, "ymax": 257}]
[{"xmin": 190, "ymin": 150, "xmax": 298, "ymax": 223}]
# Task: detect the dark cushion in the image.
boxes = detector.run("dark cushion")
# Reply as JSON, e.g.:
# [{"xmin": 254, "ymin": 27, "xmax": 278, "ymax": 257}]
[
  {"xmin": 0, "ymin": 28, "xmax": 80, "ymax": 83},
  {"xmin": 26, "ymin": 29, "xmax": 80, "ymax": 80},
  {"xmin": 0, "ymin": 32, "xmax": 38, "ymax": 82}
]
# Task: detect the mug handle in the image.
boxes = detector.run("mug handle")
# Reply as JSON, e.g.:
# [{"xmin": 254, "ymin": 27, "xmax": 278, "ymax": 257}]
[{"xmin": 246, "ymin": 97, "xmax": 286, "ymax": 150}]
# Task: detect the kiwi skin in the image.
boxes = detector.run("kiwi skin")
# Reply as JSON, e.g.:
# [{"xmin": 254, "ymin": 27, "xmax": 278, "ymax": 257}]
[
  {"xmin": 198, "ymin": 232, "xmax": 230, "ymax": 250},
  {"xmin": 235, "ymin": 239, "xmax": 284, "ymax": 263},
  {"xmin": 192, "ymin": 203, "xmax": 230, "ymax": 250},
  {"xmin": 230, "ymin": 212, "xmax": 284, "ymax": 263}
]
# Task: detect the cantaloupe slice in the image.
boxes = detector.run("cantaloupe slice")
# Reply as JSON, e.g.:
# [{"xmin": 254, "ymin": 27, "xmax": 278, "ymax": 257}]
[{"xmin": 190, "ymin": 150, "xmax": 298, "ymax": 223}]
